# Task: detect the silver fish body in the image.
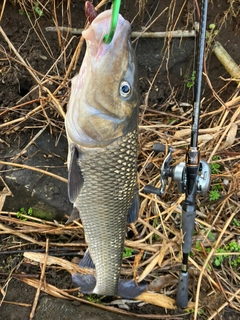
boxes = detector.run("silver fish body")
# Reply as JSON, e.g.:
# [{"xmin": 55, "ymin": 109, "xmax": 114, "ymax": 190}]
[{"xmin": 65, "ymin": 9, "xmax": 146, "ymax": 297}]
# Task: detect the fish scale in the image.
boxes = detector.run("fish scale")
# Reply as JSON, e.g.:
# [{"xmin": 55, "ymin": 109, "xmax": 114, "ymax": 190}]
[{"xmin": 75, "ymin": 130, "xmax": 138, "ymax": 295}]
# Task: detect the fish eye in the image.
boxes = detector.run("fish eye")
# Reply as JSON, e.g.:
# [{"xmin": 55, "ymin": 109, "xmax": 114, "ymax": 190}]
[{"xmin": 119, "ymin": 81, "xmax": 131, "ymax": 98}]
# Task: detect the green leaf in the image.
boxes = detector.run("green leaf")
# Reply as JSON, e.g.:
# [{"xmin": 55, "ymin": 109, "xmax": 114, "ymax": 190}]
[
  {"xmin": 209, "ymin": 23, "xmax": 216, "ymax": 30},
  {"xmin": 123, "ymin": 247, "xmax": 134, "ymax": 258},
  {"xmin": 209, "ymin": 189, "xmax": 220, "ymax": 201},
  {"xmin": 232, "ymin": 218, "xmax": 240, "ymax": 227},
  {"xmin": 195, "ymin": 241, "xmax": 201, "ymax": 251},
  {"xmin": 207, "ymin": 231, "xmax": 215, "ymax": 241},
  {"xmin": 214, "ymin": 258, "xmax": 221, "ymax": 267},
  {"xmin": 209, "ymin": 162, "xmax": 221, "ymax": 174},
  {"xmin": 34, "ymin": 2, "xmax": 43, "ymax": 17}
]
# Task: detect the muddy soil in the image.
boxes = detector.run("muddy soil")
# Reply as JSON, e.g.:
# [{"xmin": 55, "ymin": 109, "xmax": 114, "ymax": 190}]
[{"xmin": 0, "ymin": 0, "xmax": 239, "ymax": 319}]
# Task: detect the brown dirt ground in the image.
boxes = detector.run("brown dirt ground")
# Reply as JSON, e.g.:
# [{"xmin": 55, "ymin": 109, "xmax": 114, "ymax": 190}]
[{"xmin": 0, "ymin": 1, "xmax": 240, "ymax": 319}]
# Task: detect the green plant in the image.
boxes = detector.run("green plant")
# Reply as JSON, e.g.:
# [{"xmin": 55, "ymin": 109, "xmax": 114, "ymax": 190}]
[
  {"xmin": 33, "ymin": 2, "xmax": 43, "ymax": 17},
  {"xmin": 209, "ymin": 156, "xmax": 221, "ymax": 174},
  {"xmin": 213, "ymin": 241, "xmax": 240, "ymax": 267},
  {"xmin": 209, "ymin": 156, "xmax": 222, "ymax": 201},
  {"xmin": 16, "ymin": 207, "xmax": 33, "ymax": 221},
  {"xmin": 18, "ymin": 3, "xmax": 43, "ymax": 18},
  {"xmin": 214, "ymin": 248, "xmax": 227, "ymax": 267},
  {"xmin": 209, "ymin": 182, "xmax": 222, "ymax": 201},
  {"xmin": 209, "ymin": 188, "xmax": 221, "ymax": 201},
  {"xmin": 185, "ymin": 308, "xmax": 194, "ymax": 314},
  {"xmin": 207, "ymin": 230, "xmax": 215, "ymax": 241},
  {"xmin": 195, "ymin": 239, "xmax": 240, "ymax": 268},
  {"xmin": 227, "ymin": 241, "xmax": 240, "ymax": 267},
  {"xmin": 195, "ymin": 240, "xmax": 201, "ymax": 251},
  {"xmin": 86, "ymin": 294, "xmax": 101, "ymax": 304},
  {"xmin": 227, "ymin": 241, "xmax": 240, "ymax": 252},
  {"xmin": 206, "ymin": 23, "xmax": 219, "ymax": 46},
  {"xmin": 18, "ymin": 9, "xmax": 25, "ymax": 15},
  {"xmin": 185, "ymin": 308, "xmax": 204, "ymax": 316},
  {"xmin": 210, "ymin": 162, "xmax": 221, "ymax": 174},
  {"xmin": 122, "ymin": 247, "xmax": 134, "ymax": 258},
  {"xmin": 152, "ymin": 218, "xmax": 160, "ymax": 240},
  {"xmin": 232, "ymin": 218, "xmax": 240, "ymax": 227},
  {"xmin": 197, "ymin": 309, "xmax": 204, "ymax": 316},
  {"xmin": 186, "ymin": 70, "xmax": 196, "ymax": 88}
]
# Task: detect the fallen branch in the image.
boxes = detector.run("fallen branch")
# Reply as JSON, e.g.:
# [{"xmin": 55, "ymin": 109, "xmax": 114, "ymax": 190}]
[
  {"xmin": 45, "ymin": 26, "xmax": 196, "ymax": 38},
  {"xmin": 213, "ymin": 41, "xmax": 240, "ymax": 82}
]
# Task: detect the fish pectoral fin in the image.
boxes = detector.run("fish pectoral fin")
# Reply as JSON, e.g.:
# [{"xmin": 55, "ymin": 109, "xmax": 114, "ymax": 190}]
[
  {"xmin": 72, "ymin": 249, "xmax": 96, "ymax": 294},
  {"xmin": 65, "ymin": 207, "xmax": 80, "ymax": 225},
  {"xmin": 118, "ymin": 280, "xmax": 148, "ymax": 299},
  {"xmin": 68, "ymin": 146, "xmax": 84, "ymax": 203},
  {"xmin": 127, "ymin": 191, "xmax": 139, "ymax": 224}
]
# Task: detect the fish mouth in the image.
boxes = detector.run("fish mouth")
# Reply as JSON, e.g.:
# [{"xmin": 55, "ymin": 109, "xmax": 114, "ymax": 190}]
[{"xmin": 82, "ymin": 9, "xmax": 129, "ymax": 59}]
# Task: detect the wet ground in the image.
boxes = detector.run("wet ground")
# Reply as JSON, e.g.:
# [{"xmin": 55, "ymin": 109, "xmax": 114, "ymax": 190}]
[{"xmin": 0, "ymin": 0, "xmax": 239, "ymax": 319}]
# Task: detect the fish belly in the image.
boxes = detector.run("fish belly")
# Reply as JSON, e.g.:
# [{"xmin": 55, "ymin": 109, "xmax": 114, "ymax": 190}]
[{"xmin": 75, "ymin": 130, "xmax": 138, "ymax": 296}]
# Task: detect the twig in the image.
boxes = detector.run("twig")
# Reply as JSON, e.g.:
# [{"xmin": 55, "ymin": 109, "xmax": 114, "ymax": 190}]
[
  {"xmin": 208, "ymin": 104, "xmax": 240, "ymax": 161},
  {"xmin": 46, "ymin": 26, "xmax": 196, "ymax": 38},
  {"xmin": 0, "ymin": 160, "xmax": 67, "ymax": 183},
  {"xmin": 1, "ymin": 300, "xmax": 32, "ymax": 307},
  {"xmin": 0, "ymin": 0, "xmax": 6, "ymax": 21},
  {"xmin": 0, "ymin": 26, "xmax": 40, "ymax": 85},
  {"xmin": 0, "ymin": 105, "xmax": 43, "ymax": 129},
  {"xmin": 208, "ymin": 288, "xmax": 240, "ymax": 320},
  {"xmin": 42, "ymin": 86, "xmax": 66, "ymax": 119},
  {"xmin": 12, "ymin": 125, "xmax": 48, "ymax": 162},
  {"xmin": 194, "ymin": 209, "xmax": 238, "ymax": 320},
  {"xmin": 29, "ymin": 238, "xmax": 49, "ymax": 320}
]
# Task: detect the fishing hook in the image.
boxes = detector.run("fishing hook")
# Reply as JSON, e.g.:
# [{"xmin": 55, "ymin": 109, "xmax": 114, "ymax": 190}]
[{"xmin": 103, "ymin": 0, "xmax": 121, "ymax": 44}]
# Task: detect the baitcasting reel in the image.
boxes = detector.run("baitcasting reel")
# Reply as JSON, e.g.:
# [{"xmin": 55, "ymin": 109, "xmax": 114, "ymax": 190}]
[{"xmin": 144, "ymin": 143, "xmax": 211, "ymax": 197}]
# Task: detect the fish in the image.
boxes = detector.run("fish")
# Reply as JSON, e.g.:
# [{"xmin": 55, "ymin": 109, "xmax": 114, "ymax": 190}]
[{"xmin": 65, "ymin": 8, "xmax": 147, "ymax": 298}]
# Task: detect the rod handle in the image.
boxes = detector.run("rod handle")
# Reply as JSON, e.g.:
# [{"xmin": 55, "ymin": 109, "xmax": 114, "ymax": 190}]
[
  {"xmin": 176, "ymin": 271, "xmax": 189, "ymax": 308},
  {"xmin": 143, "ymin": 185, "xmax": 162, "ymax": 196},
  {"xmin": 153, "ymin": 143, "xmax": 167, "ymax": 153},
  {"xmin": 182, "ymin": 207, "xmax": 196, "ymax": 253}
]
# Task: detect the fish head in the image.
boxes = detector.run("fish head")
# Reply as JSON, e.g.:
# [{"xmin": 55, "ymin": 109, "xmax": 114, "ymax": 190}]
[{"xmin": 66, "ymin": 10, "xmax": 139, "ymax": 148}]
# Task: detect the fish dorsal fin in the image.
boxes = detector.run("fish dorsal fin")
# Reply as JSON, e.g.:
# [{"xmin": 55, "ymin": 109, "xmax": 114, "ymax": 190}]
[
  {"xmin": 127, "ymin": 191, "xmax": 139, "ymax": 224},
  {"xmin": 68, "ymin": 146, "xmax": 84, "ymax": 203}
]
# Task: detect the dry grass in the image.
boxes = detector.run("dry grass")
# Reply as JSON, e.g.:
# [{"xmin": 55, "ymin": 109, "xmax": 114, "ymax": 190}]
[{"xmin": 0, "ymin": 1, "xmax": 240, "ymax": 319}]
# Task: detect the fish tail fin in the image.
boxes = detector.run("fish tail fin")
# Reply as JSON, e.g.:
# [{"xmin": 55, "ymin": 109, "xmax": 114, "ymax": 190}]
[
  {"xmin": 72, "ymin": 249, "xmax": 96, "ymax": 293},
  {"xmin": 72, "ymin": 273, "xmax": 96, "ymax": 294},
  {"xmin": 72, "ymin": 250, "xmax": 148, "ymax": 297},
  {"xmin": 118, "ymin": 280, "xmax": 148, "ymax": 299}
]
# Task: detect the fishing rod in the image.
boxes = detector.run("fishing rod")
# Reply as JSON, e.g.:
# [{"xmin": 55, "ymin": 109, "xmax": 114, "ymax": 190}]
[{"xmin": 144, "ymin": 0, "xmax": 210, "ymax": 308}]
